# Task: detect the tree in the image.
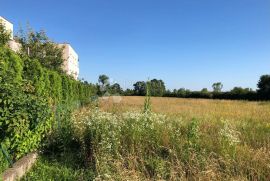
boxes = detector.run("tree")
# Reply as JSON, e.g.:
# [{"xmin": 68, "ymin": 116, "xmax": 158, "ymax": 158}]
[
  {"xmin": 98, "ymin": 74, "xmax": 109, "ymax": 85},
  {"xmin": 177, "ymin": 88, "xmax": 187, "ymax": 97},
  {"xmin": 230, "ymin": 87, "xmax": 251, "ymax": 95},
  {"xmin": 164, "ymin": 89, "xmax": 173, "ymax": 97},
  {"xmin": 133, "ymin": 81, "xmax": 146, "ymax": 96},
  {"xmin": 110, "ymin": 83, "xmax": 122, "ymax": 94},
  {"xmin": 200, "ymin": 88, "xmax": 211, "ymax": 98},
  {"xmin": 0, "ymin": 22, "xmax": 11, "ymax": 46},
  {"xmin": 257, "ymin": 75, "xmax": 270, "ymax": 99},
  {"xmin": 16, "ymin": 27, "xmax": 64, "ymax": 72},
  {"xmin": 124, "ymin": 89, "xmax": 134, "ymax": 96},
  {"xmin": 201, "ymin": 88, "xmax": 208, "ymax": 94},
  {"xmin": 149, "ymin": 79, "xmax": 166, "ymax": 97},
  {"xmin": 98, "ymin": 74, "xmax": 110, "ymax": 95},
  {"xmin": 212, "ymin": 82, "xmax": 223, "ymax": 93}
]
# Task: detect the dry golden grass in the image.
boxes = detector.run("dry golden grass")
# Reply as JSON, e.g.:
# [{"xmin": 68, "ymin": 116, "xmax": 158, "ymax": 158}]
[{"xmin": 100, "ymin": 96, "xmax": 270, "ymax": 122}]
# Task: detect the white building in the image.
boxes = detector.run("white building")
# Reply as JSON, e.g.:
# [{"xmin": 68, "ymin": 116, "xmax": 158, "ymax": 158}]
[
  {"xmin": 0, "ymin": 16, "xmax": 21, "ymax": 52},
  {"xmin": 0, "ymin": 16, "xmax": 13, "ymax": 39},
  {"xmin": 58, "ymin": 43, "xmax": 79, "ymax": 80}
]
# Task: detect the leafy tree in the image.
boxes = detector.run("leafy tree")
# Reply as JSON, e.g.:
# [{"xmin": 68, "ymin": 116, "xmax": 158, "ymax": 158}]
[
  {"xmin": 133, "ymin": 81, "xmax": 146, "ymax": 96},
  {"xmin": 227, "ymin": 87, "xmax": 255, "ymax": 100},
  {"xmin": 200, "ymin": 88, "xmax": 211, "ymax": 98},
  {"xmin": 16, "ymin": 27, "xmax": 64, "ymax": 72},
  {"xmin": 212, "ymin": 82, "xmax": 223, "ymax": 93},
  {"xmin": 110, "ymin": 83, "xmax": 123, "ymax": 94},
  {"xmin": 98, "ymin": 74, "xmax": 109, "ymax": 85},
  {"xmin": 133, "ymin": 79, "xmax": 166, "ymax": 97},
  {"xmin": 98, "ymin": 74, "xmax": 110, "ymax": 95},
  {"xmin": 201, "ymin": 88, "xmax": 208, "ymax": 93},
  {"xmin": 164, "ymin": 89, "xmax": 173, "ymax": 97},
  {"xmin": 150, "ymin": 79, "xmax": 166, "ymax": 97},
  {"xmin": 230, "ymin": 87, "xmax": 251, "ymax": 95},
  {"xmin": 172, "ymin": 89, "xmax": 178, "ymax": 97},
  {"xmin": 177, "ymin": 88, "xmax": 187, "ymax": 97},
  {"xmin": 257, "ymin": 75, "xmax": 270, "ymax": 99},
  {"xmin": 124, "ymin": 89, "xmax": 134, "ymax": 96},
  {"xmin": 0, "ymin": 22, "xmax": 11, "ymax": 46}
]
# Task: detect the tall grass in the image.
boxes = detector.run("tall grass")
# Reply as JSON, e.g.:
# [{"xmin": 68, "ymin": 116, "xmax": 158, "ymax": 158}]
[
  {"xmin": 71, "ymin": 104, "xmax": 270, "ymax": 180},
  {"xmin": 23, "ymin": 97, "xmax": 270, "ymax": 180}
]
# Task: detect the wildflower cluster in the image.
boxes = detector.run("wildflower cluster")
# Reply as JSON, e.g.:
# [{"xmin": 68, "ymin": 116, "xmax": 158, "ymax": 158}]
[
  {"xmin": 70, "ymin": 108, "xmax": 253, "ymax": 180},
  {"xmin": 72, "ymin": 109, "xmax": 173, "ymax": 178},
  {"xmin": 219, "ymin": 120, "xmax": 241, "ymax": 146}
]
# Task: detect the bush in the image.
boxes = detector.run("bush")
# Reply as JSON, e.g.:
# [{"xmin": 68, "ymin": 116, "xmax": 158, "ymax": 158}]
[
  {"xmin": 0, "ymin": 48, "xmax": 53, "ymax": 173},
  {"xmin": 0, "ymin": 46, "xmax": 97, "ymax": 174}
]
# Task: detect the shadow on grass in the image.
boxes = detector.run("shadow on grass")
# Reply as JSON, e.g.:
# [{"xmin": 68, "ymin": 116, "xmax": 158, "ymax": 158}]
[{"xmin": 21, "ymin": 146, "xmax": 95, "ymax": 181}]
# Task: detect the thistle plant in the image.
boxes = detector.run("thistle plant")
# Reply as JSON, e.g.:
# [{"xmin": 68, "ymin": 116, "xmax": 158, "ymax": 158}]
[
  {"xmin": 187, "ymin": 119, "xmax": 200, "ymax": 149},
  {"xmin": 143, "ymin": 81, "xmax": 152, "ymax": 113}
]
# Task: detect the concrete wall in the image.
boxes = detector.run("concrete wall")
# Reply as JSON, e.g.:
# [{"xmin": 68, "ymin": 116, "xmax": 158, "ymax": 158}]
[
  {"xmin": 8, "ymin": 40, "xmax": 21, "ymax": 52},
  {"xmin": 1, "ymin": 152, "xmax": 38, "ymax": 181}
]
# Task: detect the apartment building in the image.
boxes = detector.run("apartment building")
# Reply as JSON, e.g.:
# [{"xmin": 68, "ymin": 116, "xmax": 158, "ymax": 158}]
[
  {"xmin": 0, "ymin": 16, "xmax": 21, "ymax": 52},
  {"xmin": 58, "ymin": 43, "xmax": 79, "ymax": 80},
  {"xmin": 0, "ymin": 16, "xmax": 13, "ymax": 38}
]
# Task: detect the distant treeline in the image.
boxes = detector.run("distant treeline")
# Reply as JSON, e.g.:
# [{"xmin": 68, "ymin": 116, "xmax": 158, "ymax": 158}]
[
  {"xmin": 163, "ymin": 88, "xmax": 259, "ymax": 100},
  {"xmin": 98, "ymin": 75, "xmax": 270, "ymax": 101}
]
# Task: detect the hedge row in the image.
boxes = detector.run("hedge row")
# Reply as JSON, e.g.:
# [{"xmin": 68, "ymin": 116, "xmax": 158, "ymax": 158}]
[
  {"xmin": 164, "ymin": 91, "xmax": 259, "ymax": 101},
  {"xmin": 0, "ymin": 47, "xmax": 97, "ymax": 173}
]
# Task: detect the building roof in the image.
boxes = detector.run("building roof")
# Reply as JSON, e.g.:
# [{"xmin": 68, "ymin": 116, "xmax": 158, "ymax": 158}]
[{"xmin": 0, "ymin": 16, "xmax": 12, "ymax": 23}]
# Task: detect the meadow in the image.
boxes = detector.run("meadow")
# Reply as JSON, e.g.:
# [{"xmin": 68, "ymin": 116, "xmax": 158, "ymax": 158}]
[
  {"xmin": 100, "ymin": 96, "xmax": 270, "ymax": 121},
  {"xmin": 24, "ymin": 96, "xmax": 270, "ymax": 180}
]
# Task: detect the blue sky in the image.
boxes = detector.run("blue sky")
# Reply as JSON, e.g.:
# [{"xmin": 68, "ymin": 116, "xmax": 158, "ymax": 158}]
[{"xmin": 1, "ymin": 0, "xmax": 270, "ymax": 91}]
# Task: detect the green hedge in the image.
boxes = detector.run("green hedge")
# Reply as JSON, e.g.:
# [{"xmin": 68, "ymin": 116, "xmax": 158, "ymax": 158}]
[{"xmin": 0, "ymin": 47, "xmax": 97, "ymax": 173}]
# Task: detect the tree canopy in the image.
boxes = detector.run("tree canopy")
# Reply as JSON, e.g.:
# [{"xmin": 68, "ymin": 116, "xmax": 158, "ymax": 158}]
[
  {"xmin": 16, "ymin": 27, "xmax": 64, "ymax": 72},
  {"xmin": 98, "ymin": 74, "xmax": 109, "ymax": 85},
  {"xmin": 257, "ymin": 75, "xmax": 270, "ymax": 99},
  {"xmin": 212, "ymin": 82, "xmax": 223, "ymax": 93}
]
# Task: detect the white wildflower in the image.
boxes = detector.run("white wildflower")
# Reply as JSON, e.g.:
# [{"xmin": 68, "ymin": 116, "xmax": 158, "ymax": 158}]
[{"xmin": 219, "ymin": 120, "xmax": 240, "ymax": 146}]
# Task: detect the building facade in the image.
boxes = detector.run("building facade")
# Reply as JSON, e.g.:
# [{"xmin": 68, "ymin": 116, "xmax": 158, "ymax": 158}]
[
  {"xmin": 0, "ymin": 16, "xmax": 21, "ymax": 52},
  {"xmin": 0, "ymin": 16, "xmax": 13, "ymax": 39},
  {"xmin": 58, "ymin": 43, "xmax": 79, "ymax": 80}
]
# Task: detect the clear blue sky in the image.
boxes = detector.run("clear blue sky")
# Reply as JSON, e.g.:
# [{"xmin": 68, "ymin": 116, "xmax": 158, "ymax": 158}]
[{"xmin": 1, "ymin": 0, "xmax": 270, "ymax": 91}]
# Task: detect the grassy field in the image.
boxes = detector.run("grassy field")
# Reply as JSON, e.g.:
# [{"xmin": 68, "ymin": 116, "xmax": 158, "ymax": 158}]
[
  {"xmin": 100, "ymin": 96, "xmax": 270, "ymax": 120},
  {"xmin": 24, "ymin": 96, "xmax": 270, "ymax": 180}
]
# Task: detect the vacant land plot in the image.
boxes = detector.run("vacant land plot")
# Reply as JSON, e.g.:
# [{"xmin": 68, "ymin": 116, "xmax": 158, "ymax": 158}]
[
  {"xmin": 99, "ymin": 96, "xmax": 270, "ymax": 180},
  {"xmin": 100, "ymin": 96, "xmax": 270, "ymax": 121},
  {"xmin": 24, "ymin": 96, "xmax": 270, "ymax": 180}
]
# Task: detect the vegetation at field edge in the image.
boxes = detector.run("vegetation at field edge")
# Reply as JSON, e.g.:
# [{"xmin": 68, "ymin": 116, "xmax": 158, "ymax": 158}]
[{"xmin": 24, "ymin": 96, "xmax": 270, "ymax": 180}]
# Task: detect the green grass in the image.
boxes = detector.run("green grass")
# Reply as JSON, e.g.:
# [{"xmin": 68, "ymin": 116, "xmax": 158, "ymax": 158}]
[{"xmin": 21, "ymin": 152, "xmax": 94, "ymax": 181}]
